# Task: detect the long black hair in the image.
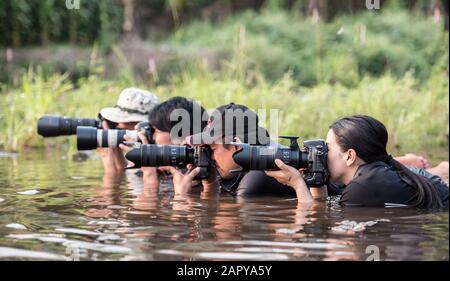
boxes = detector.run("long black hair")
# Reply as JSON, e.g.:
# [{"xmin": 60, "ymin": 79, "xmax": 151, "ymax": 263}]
[{"xmin": 330, "ymin": 115, "xmax": 444, "ymax": 209}]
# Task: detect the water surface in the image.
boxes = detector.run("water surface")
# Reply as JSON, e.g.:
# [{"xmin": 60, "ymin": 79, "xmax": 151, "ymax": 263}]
[{"xmin": 0, "ymin": 150, "xmax": 448, "ymax": 261}]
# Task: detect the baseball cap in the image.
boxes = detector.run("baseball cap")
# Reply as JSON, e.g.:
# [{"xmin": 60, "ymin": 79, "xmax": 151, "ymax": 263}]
[{"xmin": 187, "ymin": 103, "xmax": 271, "ymax": 146}]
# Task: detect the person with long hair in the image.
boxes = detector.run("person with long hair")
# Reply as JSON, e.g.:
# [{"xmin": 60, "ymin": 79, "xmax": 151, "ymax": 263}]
[{"xmin": 266, "ymin": 115, "xmax": 448, "ymax": 209}]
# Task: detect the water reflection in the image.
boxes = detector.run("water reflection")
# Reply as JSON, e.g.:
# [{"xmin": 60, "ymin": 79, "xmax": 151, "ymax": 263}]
[{"xmin": 0, "ymin": 151, "xmax": 448, "ymax": 260}]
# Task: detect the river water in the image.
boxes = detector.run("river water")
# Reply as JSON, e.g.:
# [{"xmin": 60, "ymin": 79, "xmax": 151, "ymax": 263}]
[{"xmin": 0, "ymin": 150, "xmax": 448, "ymax": 261}]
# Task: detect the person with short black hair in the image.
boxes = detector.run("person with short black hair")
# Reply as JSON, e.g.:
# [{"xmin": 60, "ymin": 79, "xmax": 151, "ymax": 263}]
[
  {"xmin": 120, "ymin": 96, "xmax": 209, "ymax": 189},
  {"xmin": 148, "ymin": 96, "xmax": 208, "ymax": 145}
]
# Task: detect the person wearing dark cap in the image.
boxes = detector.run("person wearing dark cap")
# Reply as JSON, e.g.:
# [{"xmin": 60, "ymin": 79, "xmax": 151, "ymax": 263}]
[{"xmin": 168, "ymin": 103, "xmax": 296, "ymax": 197}]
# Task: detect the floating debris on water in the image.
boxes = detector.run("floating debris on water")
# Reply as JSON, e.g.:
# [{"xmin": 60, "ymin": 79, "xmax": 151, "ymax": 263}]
[
  {"xmin": 331, "ymin": 219, "xmax": 391, "ymax": 234},
  {"xmin": 71, "ymin": 176, "xmax": 85, "ymax": 180},
  {"xmin": 0, "ymin": 198, "xmax": 4, "ymax": 203}
]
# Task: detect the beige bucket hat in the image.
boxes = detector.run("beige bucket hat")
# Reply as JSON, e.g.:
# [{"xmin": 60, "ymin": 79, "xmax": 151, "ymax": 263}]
[{"xmin": 100, "ymin": 88, "xmax": 159, "ymax": 123}]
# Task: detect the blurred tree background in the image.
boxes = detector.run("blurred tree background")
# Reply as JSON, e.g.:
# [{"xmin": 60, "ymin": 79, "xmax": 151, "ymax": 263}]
[
  {"xmin": 0, "ymin": 0, "xmax": 448, "ymax": 85},
  {"xmin": 0, "ymin": 0, "xmax": 448, "ymax": 48},
  {"xmin": 0, "ymin": 0, "xmax": 448, "ymax": 159}
]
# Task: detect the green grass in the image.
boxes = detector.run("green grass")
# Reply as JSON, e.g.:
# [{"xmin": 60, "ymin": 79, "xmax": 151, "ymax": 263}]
[
  {"xmin": 0, "ymin": 51, "xmax": 448, "ymax": 163},
  {"xmin": 167, "ymin": 9, "xmax": 448, "ymax": 86},
  {"xmin": 0, "ymin": 67, "xmax": 131, "ymax": 152},
  {"xmin": 0, "ymin": 9, "xmax": 448, "ymax": 163}
]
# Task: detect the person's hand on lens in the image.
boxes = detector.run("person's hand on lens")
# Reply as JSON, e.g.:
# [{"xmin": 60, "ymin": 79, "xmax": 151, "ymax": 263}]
[
  {"xmin": 265, "ymin": 159, "xmax": 303, "ymax": 187},
  {"xmin": 265, "ymin": 159, "xmax": 313, "ymax": 203},
  {"xmin": 120, "ymin": 130, "xmax": 160, "ymax": 188},
  {"xmin": 97, "ymin": 121, "xmax": 127, "ymax": 173},
  {"xmin": 159, "ymin": 165, "xmax": 201, "ymax": 196}
]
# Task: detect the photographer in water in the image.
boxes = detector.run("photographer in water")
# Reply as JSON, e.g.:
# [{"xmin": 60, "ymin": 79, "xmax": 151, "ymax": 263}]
[
  {"xmin": 135, "ymin": 103, "xmax": 447, "ymax": 199},
  {"xmin": 162, "ymin": 103, "xmax": 297, "ymax": 197},
  {"xmin": 97, "ymin": 88, "xmax": 159, "ymax": 174},
  {"xmin": 265, "ymin": 115, "xmax": 449, "ymax": 208},
  {"xmin": 120, "ymin": 96, "xmax": 209, "ymax": 190}
]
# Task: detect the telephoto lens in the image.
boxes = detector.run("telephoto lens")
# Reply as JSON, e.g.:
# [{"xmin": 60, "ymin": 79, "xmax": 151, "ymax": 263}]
[
  {"xmin": 231, "ymin": 143, "xmax": 309, "ymax": 170},
  {"xmin": 76, "ymin": 121, "xmax": 153, "ymax": 150},
  {"xmin": 125, "ymin": 144, "xmax": 193, "ymax": 168},
  {"xmin": 232, "ymin": 137, "xmax": 329, "ymax": 187},
  {"xmin": 125, "ymin": 144, "xmax": 211, "ymax": 179},
  {"xmin": 37, "ymin": 115, "xmax": 100, "ymax": 137}
]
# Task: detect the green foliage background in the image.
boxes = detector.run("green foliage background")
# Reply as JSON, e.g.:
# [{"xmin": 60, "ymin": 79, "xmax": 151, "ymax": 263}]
[{"xmin": 0, "ymin": 4, "xmax": 448, "ymax": 162}]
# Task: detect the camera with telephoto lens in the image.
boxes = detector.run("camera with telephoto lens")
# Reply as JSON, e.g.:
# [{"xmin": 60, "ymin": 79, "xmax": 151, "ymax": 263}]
[
  {"xmin": 76, "ymin": 121, "xmax": 154, "ymax": 150},
  {"xmin": 37, "ymin": 114, "xmax": 118, "ymax": 137},
  {"xmin": 124, "ymin": 143, "xmax": 211, "ymax": 180},
  {"xmin": 232, "ymin": 136, "xmax": 329, "ymax": 187}
]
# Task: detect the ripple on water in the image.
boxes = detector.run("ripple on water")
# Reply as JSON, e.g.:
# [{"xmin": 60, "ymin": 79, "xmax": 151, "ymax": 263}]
[
  {"xmin": 222, "ymin": 240, "xmax": 347, "ymax": 250},
  {"xmin": 0, "ymin": 247, "xmax": 67, "ymax": 260},
  {"xmin": 88, "ymin": 220, "xmax": 126, "ymax": 226},
  {"xmin": 156, "ymin": 249, "xmax": 290, "ymax": 261},
  {"xmin": 7, "ymin": 233, "xmax": 131, "ymax": 255},
  {"xmin": 55, "ymin": 228, "xmax": 102, "ymax": 236},
  {"xmin": 5, "ymin": 223, "xmax": 27, "ymax": 230},
  {"xmin": 194, "ymin": 252, "xmax": 290, "ymax": 260},
  {"xmin": 1, "ymin": 151, "xmax": 448, "ymax": 261}
]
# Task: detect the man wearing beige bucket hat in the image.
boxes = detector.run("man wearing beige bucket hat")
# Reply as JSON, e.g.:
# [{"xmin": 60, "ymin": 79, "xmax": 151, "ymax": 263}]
[
  {"xmin": 100, "ymin": 87, "xmax": 159, "ymax": 124},
  {"xmin": 97, "ymin": 87, "xmax": 159, "ymax": 174}
]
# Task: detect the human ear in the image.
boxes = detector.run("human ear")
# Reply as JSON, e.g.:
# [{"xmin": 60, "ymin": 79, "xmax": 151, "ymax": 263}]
[{"xmin": 346, "ymin": 149, "xmax": 358, "ymax": 166}]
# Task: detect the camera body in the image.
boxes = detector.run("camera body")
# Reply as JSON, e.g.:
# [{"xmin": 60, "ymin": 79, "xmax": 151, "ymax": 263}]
[
  {"xmin": 232, "ymin": 136, "xmax": 329, "ymax": 187},
  {"xmin": 125, "ymin": 144, "xmax": 211, "ymax": 180},
  {"xmin": 302, "ymin": 139, "xmax": 329, "ymax": 187},
  {"xmin": 76, "ymin": 121, "xmax": 154, "ymax": 150},
  {"xmin": 188, "ymin": 146, "xmax": 211, "ymax": 180}
]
